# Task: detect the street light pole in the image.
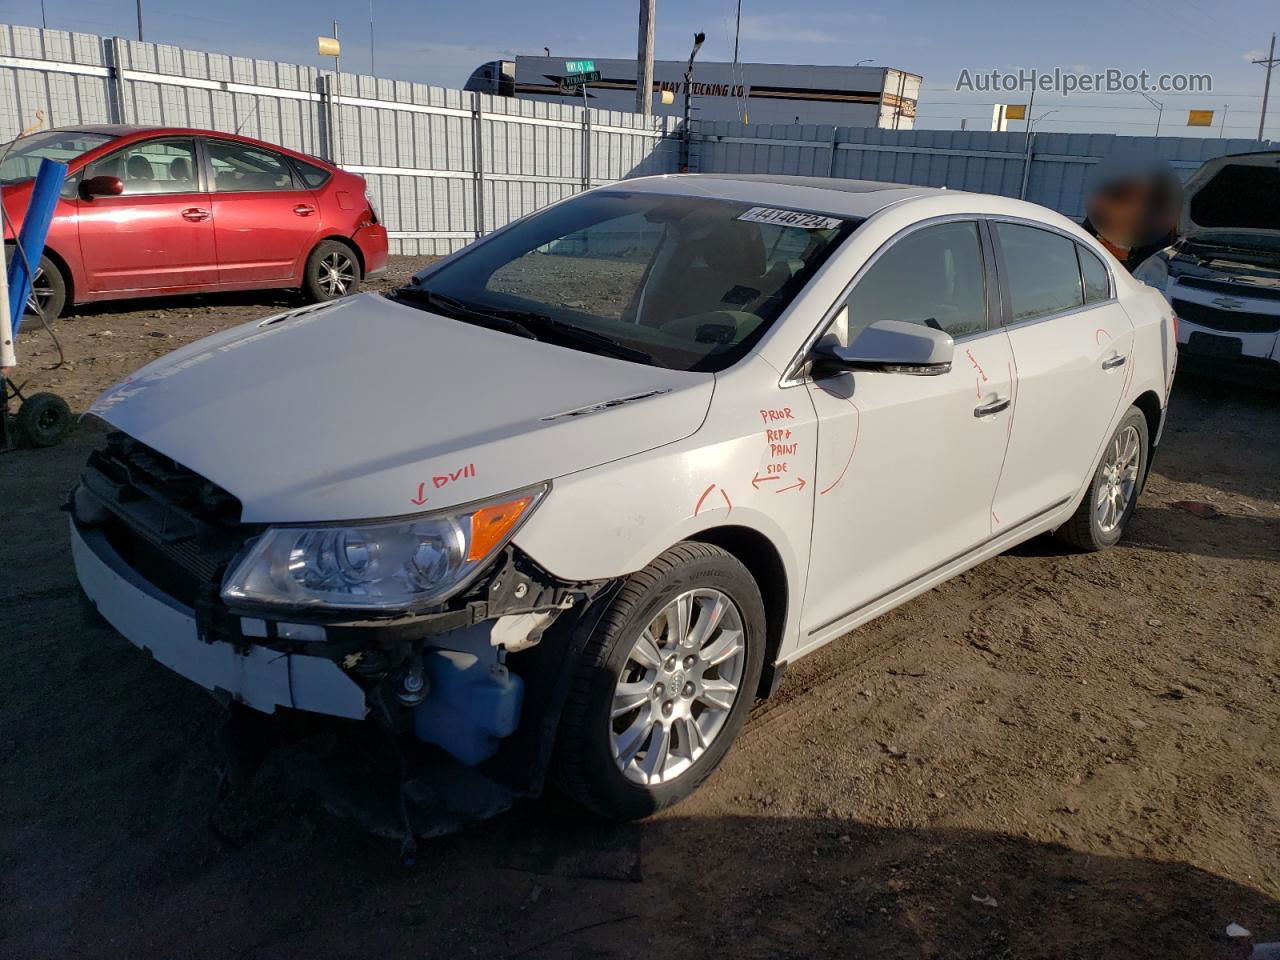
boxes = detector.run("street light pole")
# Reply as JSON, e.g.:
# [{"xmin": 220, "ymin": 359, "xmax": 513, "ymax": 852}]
[
  {"xmin": 135, "ymin": 0, "xmax": 144, "ymax": 41},
  {"xmin": 1141, "ymin": 92, "xmax": 1164, "ymax": 137},
  {"xmin": 680, "ymin": 32, "xmax": 705, "ymax": 171}
]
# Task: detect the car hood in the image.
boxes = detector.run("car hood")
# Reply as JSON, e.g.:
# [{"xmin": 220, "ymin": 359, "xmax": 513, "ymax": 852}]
[
  {"xmin": 1180, "ymin": 150, "xmax": 1280, "ymax": 243},
  {"xmin": 90, "ymin": 293, "xmax": 714, "ymax": 522}
]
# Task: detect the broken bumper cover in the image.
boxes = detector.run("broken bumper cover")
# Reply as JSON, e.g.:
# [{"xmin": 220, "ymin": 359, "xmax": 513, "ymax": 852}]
[{"xmin": 70, "ymin": 517, "xmax": 366, "ymax": 719}]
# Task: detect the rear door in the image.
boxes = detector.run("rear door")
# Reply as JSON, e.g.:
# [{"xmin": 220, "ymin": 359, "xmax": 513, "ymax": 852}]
[
  {"xmin": 990, "ymin": 221, "xmax": 1134, "ymax": 530},
  {"xmin": 203, "ymin": 138, "xmax": 322, "ymax": 283},
  {"xmin": 76, "ymin": 136, "xmax": 217, "ymax": 292}
]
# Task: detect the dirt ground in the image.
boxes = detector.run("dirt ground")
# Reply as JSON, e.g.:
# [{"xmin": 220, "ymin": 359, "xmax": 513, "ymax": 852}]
[{"xmin": 2, "ymin": 257, "xmax": 1278, "ymax": 959}]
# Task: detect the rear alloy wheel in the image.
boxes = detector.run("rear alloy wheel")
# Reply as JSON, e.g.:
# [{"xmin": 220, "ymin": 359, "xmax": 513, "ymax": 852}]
[
  {"xmin": 1057, "ymin": 406, "xmax": 1149, "ymax": 551},
  {"xmin": 555, "ymin": 542, "xmax": 765, "ymax": 819},
  {"xmin": 302, "ymin": 240, "xmax": 361, "ymax": 302}
]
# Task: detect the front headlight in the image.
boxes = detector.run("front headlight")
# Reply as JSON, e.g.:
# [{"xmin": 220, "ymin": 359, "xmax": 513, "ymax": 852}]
[
  {"xmin": 221, "ymin": 485, "xmax": 547, "ymax": 611},
  {"xmin": 1133, "ymin": 253, "xmax": 1170, "ymax": 292}
]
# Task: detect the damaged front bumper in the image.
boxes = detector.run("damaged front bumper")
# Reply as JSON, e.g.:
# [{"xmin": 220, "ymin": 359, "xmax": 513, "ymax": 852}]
[
  {"xmin": 71, "ymin": 517, "xmax": 368, "ymax": 718},
  {"xmin": 70, "ymin": 448, "xmax": 611, "ymax": 785}
]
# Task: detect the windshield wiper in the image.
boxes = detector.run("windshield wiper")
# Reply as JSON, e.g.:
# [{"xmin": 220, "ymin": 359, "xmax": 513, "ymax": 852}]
[
  {"xmin": 388, "ymin": 286, "xmax": 539, "ymax": 340},
  {"xmin": 486, "ymin": 308, "xmax": 661, "ymax": 366},
  {"xmin": 390, "ymin": 286, "xmax": 660, "ymax": 365}
]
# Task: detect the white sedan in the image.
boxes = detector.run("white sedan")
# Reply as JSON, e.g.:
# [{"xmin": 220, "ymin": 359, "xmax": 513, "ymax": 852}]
[{"xmin": 71, "ymin": 175, "xmax": 1177, "ymax": 821}]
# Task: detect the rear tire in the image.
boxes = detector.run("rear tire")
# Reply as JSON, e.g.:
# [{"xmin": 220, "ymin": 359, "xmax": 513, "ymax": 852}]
[
  {"xmin": 302, "ymin": 240, "xmax": 361, "ymax": 302},
  {"xmin": 1056, "ymin": 406, "xmax": 1148, "ymax": 552},
  {"xmin": 554, "ymin": 542, "xmax": 765, "ymax": 820},
  {"xmin": 15, "ymin": 392, "xmax": 72, "ymax": 447}
]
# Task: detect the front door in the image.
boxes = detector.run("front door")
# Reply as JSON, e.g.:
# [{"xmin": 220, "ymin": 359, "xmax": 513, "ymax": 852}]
[
  {"xmin": 989, "ymin": 222, "xmax": 1134, "ymax": 529},
  {"xmin": 801, "ymin": 219, "xmax": 1015, "ymax": 641},
  {"xmin": 204, "ymin": 138, "xmax": 321, "ymax": 283},
  {"xmin": 76, "ymin": 136, "xmax": 217, "ymax": 292}
]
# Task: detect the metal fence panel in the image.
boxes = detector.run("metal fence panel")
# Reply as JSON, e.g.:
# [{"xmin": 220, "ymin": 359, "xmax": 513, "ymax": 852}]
[{"xmin": 0, "ymin": 22, "xmax": 1272, "ymax": 259}]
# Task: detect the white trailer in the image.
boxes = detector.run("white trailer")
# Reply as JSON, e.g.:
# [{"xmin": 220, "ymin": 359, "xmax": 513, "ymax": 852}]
[{"xmin": 467, "ymin": 57, "xmax": 921, "ymax": 129}]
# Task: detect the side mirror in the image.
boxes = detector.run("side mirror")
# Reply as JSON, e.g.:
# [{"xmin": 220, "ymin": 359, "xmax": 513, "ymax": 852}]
[
  {"xmin": 811, "ymin": 318, "xmax": 954, "ymax": 377},
  {"xmin": 80, "ymin": 175, "xmax": 124, "ymax": 199}
]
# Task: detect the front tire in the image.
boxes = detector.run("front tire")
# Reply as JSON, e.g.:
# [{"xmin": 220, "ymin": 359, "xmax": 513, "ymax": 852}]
[
  {"xmin": 555, "ymin": 542, "xmax": 766, "ymax": 820},
  {"xmin": 302, "ymin": 240, "xmax": 361, "ymax": 302},
  {"xmin": 24, "ymin": 255, "xmax": 67, "ymax": 319},
  {"xmin": 1057, "ymin": 406, "xmax": 1149, "ymax": 551}
]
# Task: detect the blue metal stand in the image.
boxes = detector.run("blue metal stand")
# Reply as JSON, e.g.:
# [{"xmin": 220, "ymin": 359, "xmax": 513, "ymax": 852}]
[
  {"xmin": 9, "ymin": 157, "xmax": 67, "ymax": 336},
  {"xmin": 2, "ymin": 156, "xmax": 70, "ymax": 450}
]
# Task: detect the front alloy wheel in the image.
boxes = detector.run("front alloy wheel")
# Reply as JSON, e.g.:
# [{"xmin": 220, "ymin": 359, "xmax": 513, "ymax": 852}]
[
  {"xmin": 555, "ymin": 542, "xmax": 766, "ymax": 819},
  {"xmin": 610, "ymin": 588, "xmax": 747, "ymax": 786}
]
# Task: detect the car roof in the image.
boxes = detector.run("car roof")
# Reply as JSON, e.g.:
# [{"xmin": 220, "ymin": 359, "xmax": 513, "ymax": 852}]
[
  {"xmin": 51, "ymin": 124, "xmax": 328, "ymax": 157},
  {"xmin": 612, "ymin": 173, "xmax": 953, "ymax": 219}
]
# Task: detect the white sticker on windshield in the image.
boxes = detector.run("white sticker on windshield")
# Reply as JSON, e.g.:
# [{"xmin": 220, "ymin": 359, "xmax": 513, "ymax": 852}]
[{"xmin": 737, "ymin": 206, "xmax": 843, "ymax": 230}]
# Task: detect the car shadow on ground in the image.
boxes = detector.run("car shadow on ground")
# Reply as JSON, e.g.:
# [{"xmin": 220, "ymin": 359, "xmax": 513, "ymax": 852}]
[
  {"xmin": 1123, "ymin": 504, "xmax": 1280, "ymax": 563},
  {"xmin": 7, "ymin": 773, "xmax": 1277, "ymax": 960}
]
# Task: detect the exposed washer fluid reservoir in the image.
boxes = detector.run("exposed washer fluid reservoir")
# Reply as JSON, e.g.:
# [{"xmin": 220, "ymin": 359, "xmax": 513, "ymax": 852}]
[{"xmin": 413, "ymin": 649, "xmax": 524, "ymax": 766}]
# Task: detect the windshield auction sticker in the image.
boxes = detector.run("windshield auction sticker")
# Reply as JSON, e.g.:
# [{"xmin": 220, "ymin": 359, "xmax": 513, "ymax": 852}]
[{"xmin": 737, "ymin": 207, "xmax": 843, "ymax": 230}]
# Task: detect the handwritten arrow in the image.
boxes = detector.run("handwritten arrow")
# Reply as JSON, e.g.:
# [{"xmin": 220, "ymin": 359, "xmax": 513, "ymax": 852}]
[
  {"xmin": 751, "ymin": 471, "xmax": 782, "ymax": 490},
  {"xmin": 410, "ymin": 482, "xmax": 429, "ymax": 506},
  {"xmin": 775, "ymin": 477, "xmax": 807, "ymax": 494}
]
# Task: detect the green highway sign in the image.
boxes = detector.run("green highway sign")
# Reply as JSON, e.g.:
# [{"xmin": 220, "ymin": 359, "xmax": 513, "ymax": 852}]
[
  {"xmin": 561, "ymin": 70, "xmax": 601, "ymax": 88},
  {"xmin": 564, "ymin": 60, "xmax": 595, "ymax": 74}
]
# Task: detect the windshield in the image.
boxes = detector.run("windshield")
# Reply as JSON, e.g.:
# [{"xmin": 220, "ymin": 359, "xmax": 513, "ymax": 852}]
[
  {"xmin": 0, "ymin": 130, "xmax": 114, "ymax": 184},
  {"xmin": 393, "ymin": 191, "xmax": 857, "ymax": 371}
]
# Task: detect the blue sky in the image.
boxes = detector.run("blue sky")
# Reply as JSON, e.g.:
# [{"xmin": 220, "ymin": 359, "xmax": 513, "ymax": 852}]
[{"xmin": 2, "ymin": 0, "xmax": 1276, "ymax": 138}]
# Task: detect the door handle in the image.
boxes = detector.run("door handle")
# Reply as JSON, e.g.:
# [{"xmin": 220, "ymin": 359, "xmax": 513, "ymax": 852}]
[
  {"xmin": 974, "ymin": 396, "xmax": 1011, "ymax": 418},
  {"xmin": 293, "ymin": 204, "xmax": 316, "ymax": 217},
  {"xmin": 1102, "ymin": 355, "xmax": 1127, "ymax": 370},
  {"xmin": 181, "ymin": 207, "xmax": 210, "ymax": 222}
]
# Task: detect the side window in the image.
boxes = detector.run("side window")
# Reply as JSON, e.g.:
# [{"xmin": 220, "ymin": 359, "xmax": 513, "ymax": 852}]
[
  {"xmin": 291, "ymin": 157, "xmax": 332, "ymax": 188},
  {"xmin": 89, "ymin": 138, "xmax": 199, "ymax": 196},
  {"xmin": 845, "ymin": 221, "xmax": 987, "ymax": 339},
  {"xmin": 995, "ymin": 222, "xmax": 1084, "ymax": 321},
  {"xmin": 207, "ymin": 140, "xmax": 296, "ymax": 192},
  {"xmin": 1077, "ymin": 244, "xmax": 1111, "ymax": 303}
]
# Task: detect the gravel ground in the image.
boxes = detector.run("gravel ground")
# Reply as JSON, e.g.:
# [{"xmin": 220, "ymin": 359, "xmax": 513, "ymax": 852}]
[{"xmin": 2, "ymin": 257, "xmax": 1278, "ymax": 959}]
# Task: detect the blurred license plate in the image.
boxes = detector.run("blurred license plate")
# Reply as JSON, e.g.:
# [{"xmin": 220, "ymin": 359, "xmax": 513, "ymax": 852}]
[{"xmin": 1186, "ymin": 331, "xmax": 1243, "ymax": 359}]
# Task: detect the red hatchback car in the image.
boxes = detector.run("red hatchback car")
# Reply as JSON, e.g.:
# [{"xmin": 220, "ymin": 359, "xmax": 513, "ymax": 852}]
[{"xmin": 1, "ymin": 125, "xmax": 387, "ymax": 317}]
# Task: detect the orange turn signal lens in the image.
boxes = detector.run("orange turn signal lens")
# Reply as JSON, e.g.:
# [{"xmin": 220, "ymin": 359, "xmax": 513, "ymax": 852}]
[{"xmin": 467, "ymin": 496, "xmax": 534, "ymax": 562}]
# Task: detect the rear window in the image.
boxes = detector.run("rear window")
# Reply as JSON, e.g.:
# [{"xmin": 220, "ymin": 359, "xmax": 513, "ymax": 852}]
[
  {"xmin": 291, "ymin": 157, "xmax": 332, "ymax": 188},
  {"xmin": 1077, "ymin": 244, "xmax": 1111, "ymax": 303},
  {"xmin": 996, "ymin": 222, "xmax": 1084, "ymax": 322},
  {"xmin": 1189, "ymin": 164, "xmax": 1280, "ymax": 230}
]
